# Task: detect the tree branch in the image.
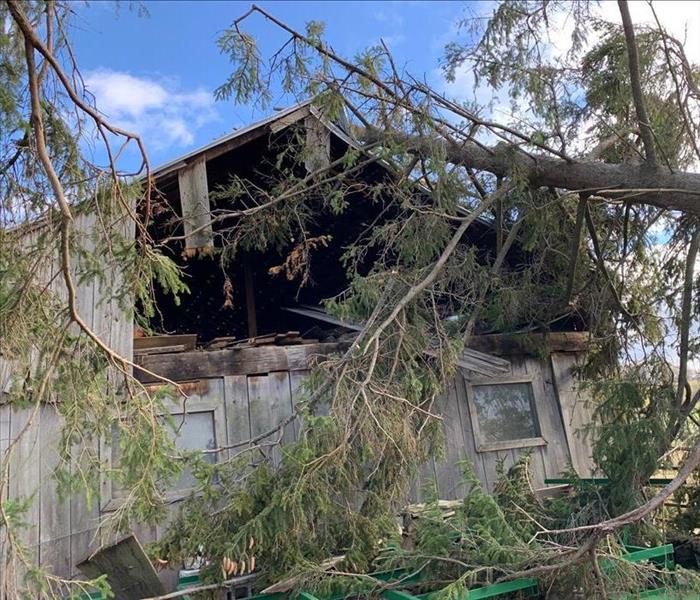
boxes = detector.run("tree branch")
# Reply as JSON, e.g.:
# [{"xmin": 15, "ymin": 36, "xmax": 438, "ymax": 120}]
[
  {"xmin": 618, "ymin": 0, "xmax": 658, "ymax": 165},
  {"xmin": 359, "ymin": 128, "xmax": 700, "ymax": 215}
]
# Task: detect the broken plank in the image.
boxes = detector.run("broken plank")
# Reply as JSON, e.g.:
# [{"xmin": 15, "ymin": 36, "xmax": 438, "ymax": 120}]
[
  {"xmin": 178, "ymin": 156, "xmax": 213, "ymax": 252},
  {"xmin": 133, "ymin": 334, "xmax": 197, "ymax": 352},
  {"xmin": 133, "ymin": 344, "xmax": 186, "ymax": 356},
  {"xmin": 134, "ymin": 342, "xmax": 347, "ymax": 384},
  {"xmin": 465, "ymin": 332, "xmax": 590, "ymax": 356},
  {"xmin": 282, "ymin": 306, "xmax": 362, "ymax": 330},
  {"xmin": 77, "ymin": 535, "xmax": 165, "ymax": 600}
]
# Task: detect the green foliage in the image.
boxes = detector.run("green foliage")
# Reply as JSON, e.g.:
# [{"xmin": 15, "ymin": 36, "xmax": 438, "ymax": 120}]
[{"xmin": 3, "ymin": 2, "xmax": 700, "ymax": 598}]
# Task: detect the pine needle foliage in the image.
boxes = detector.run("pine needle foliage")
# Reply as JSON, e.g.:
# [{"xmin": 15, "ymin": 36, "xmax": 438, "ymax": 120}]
[{"xmin": 2, "ymin": 1, "xmax": 700, "ymax": 598}]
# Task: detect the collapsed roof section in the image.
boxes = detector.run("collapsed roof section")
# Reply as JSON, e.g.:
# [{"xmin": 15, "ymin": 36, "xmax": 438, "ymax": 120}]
[{"xmin": 142, "ymin": 100, "xmax": 498, "ymax": 347}]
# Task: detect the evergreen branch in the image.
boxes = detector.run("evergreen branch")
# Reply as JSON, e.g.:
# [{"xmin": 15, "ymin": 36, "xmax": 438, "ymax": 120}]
[{"xmin": 617, "ymin": 0, "xmax": 658, "ymax": 165}]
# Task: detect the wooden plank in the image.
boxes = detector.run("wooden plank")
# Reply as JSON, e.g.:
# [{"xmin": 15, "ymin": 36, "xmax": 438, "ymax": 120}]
[
  {"xmin": 0, "ymin": 404, "xmax": 10, "ymax": 591},
  {"xmin": 531, "ymin": 357, "xmax": 575, "ymax": 482},
  {"xmin": 224, "ymin": 376, "xmax": 252, "ymax": 462},
  {"xmin": 77, "ymin": 535, "xmax": 166, "ymax": 599},
  {"xmin": 289, "ymin": 370, "xmax": 310, "ymax": 438},
  {"xmin": 8, "ymin": 404, "xmax": 42, "ymax": 570},
  {"xmin": 269, "ymin": 106, "xmax": 311, "ymax": 133},
  {"xmin": 134, "ymin": 334, "xmax": 197, "ymax": 352},
  {"xmin": 134, "ymin": 342, "xmax": 345, "ymax": 384},
  {"xmin": 243, "ymin": 257, "xmax": 258, "ymax": 338},
  {"xmin": 39, "ymin": 405, "xmax": 72, "ymax": 579},
  {"xmin": 282, "ymin": 306, "xmax": 362, "ymax": 331},
  {"xmin": 433, "ymin": 380, "xmax": 469, "ymax": 499},
  {"xmin": 304, "ymin": 115, "xmax": 331, "ymax": 173},
  {"xmin": 72, "ymin": 231, "xmax": 101, "ymax": 577},
  {"xmin": 551, "ymin": 353, "xmax": 595, "ymax": 477},
  {"xmin": 178, "ymin": 156, "xmax": 213, "ymax": 252},
  {"xmin": 459, "ymin": 348, "xmax": 511, "ymax": 377},
  {"xmin": 453, "ymin": 374, "xmax": 489, "ymax": 490},
  {"xmin": 465, "ymin": 331, "xmax": 590, "ymax": 356},
  {"xmin": 133, "ymin": 344, "xmax": 186, "ymax": 356},
  {"xmin": 247, "ymin": 372, "xmax": 296, "ymax": 467}
]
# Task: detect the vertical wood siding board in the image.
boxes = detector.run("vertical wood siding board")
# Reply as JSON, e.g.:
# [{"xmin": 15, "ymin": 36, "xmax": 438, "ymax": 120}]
[
  {"xmin": 224, "ymin": 376, "xmax": 252, "ymax": 462},
  {"xmin": 433, "ymin": 381, "xmax": 468, "ymax": 499},
  {"xmin": 453, "ymin": 374, "xmax": 489, "ymax": 489},
  {"xmin": 540, "ymin": 358, "xmax": 574, "ymax": 478},
  {"xmin": 178, "ymin": 158, "xmax": 213, "ymax": 250},
  {"xmin": 71, "ymin": 242, "xmax": 100, "ymax": 577},
  {"xmin": 9, "ymin": 406, "xmax": 42, "ymax": 570},
  {"xmin": 550, "ymin": 353, "xmax": 594, "ymax": 477},
  {"xmin": 273, "ymin": 372, "xmax": 295, "ymax": 464},
  {"xmin": 39, "ymin": 405, "xmax": 72, "ymax": 578},
  {"xmin": 287, "ymin": 372, "xmax": 298, "ymax": 441},
  {"xmin": 244, "ymin": 370, "xmax": 302, "ymax": 468},
  {"xmin": 288, "ymin": 370, "xmax": 310, "ymax": 441},
  {"xmin": 247, "ymin": 375, "xmax": 279, "ymax": 466},
  {"xmin": 1, "ymin": 406, "xmax": 8, "ymax": 593},
  {"xmin": 0, "ymin": 405, "xmax": 9, "ymax": 502},
  {"xmin": 0, "ymin": 405, "xmax": 10, "ymax": 589},
  {"xmin": 527, "ymin": 358, "xmax": 571, "ymax": 479}
]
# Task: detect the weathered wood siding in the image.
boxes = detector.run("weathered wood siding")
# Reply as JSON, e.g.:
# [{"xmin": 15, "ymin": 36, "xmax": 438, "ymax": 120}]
[
  {"xmin": 431, "ymin": 355, "xmax": 585, "ymax": 497},
  {"xmin": 0, "ymin": 211, "xmax": 134, "ymax": 588},
  {"xmin": 2, "ymin": 319, "xmax": 593, "ymax": 587}
]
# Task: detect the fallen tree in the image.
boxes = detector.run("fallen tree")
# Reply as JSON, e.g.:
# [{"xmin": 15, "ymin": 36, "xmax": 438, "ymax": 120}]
[{"xmin": 2, "ymin": 1, "xmax": 700, "ymax": 598}]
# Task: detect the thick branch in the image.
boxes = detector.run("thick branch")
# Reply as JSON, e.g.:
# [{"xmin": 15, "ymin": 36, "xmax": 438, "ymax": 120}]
[
  {"xmin": 359, "ymin": 128, "xmax": 700, "ymax": 215},
  {"xmin": 676, "ymin": 229, "xmax": 700, "ymax": 407},
  {"xmin": 618, "ymin": 0, "xmax": 657, "ymax": 165}
]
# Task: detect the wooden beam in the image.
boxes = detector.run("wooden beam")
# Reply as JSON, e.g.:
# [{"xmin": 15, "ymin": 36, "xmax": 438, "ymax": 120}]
[
  {"xmin": 178, "ymin": 156, "xmax": 213, "ymax": 254},
  {"xmin": 133, "ymin": 334, "xmax": 197, "ymax": 352},
  {"xmin": 134, "ymin": 342, "xmax": 346, "ymax": 384},
  {"xmin": 465, "ymin": 331, "xmax": 590, "ymax": 356},
  {"xmin": 243, "ymin": 257, "xmax": 258, "ymax": 338},
  {"xmin": 76, "ymin": 535, "xmax": 165, "ymax": 600},
  {"xmin": 304, "ymin": 115, "xmax": 331, "ymax": 173}
]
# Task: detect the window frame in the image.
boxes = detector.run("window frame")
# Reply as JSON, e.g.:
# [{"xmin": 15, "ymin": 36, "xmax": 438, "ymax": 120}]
[
  {"xmin": 465, "ymin": 374, "xmax": 547, "ymax": 453},
  {"xmin": 101, "ymin": 394, "xmax": 227, "ymax": 512}
]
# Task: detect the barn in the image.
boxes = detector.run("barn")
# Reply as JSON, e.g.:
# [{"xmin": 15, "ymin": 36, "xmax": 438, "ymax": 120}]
[{"xmin": 0, "ymin": 101, "xmax": 596, "ymax": 587}]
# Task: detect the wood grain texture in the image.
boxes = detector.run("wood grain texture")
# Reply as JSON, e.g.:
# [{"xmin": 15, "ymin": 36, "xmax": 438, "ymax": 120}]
[
  {"xmin": 224, "ymin": 375, "xmax": 253, "ymax": 462},
  {"xmin": 466, "ymin": 331, "xmax": 590, "ymax": 356},
  {"xmin": 77, "ymin": 535, "xmax": 165, "ymax": 599},
  {"xmin": 550, "ymin": 352, "xmax": 595, "ymax": 478},
  {"xmin": 134, "ymin": 343, "xmax": 345, "ymax": 383},
  {"xmin": 39, "ymin": 405, "xmax": 72, "ymax": 578},
  {"xmin": 178, "ymin": 157, "xmax": 213, "ymax": 251},
  {"xmin": 247, "ymin": 372, "xmax": 296, "ymax": 467},
  {"xmin": 8, "ymin": 405, "xmax": 42, "ymax": 572},
  {"xmin": 433, "ymin": 380, "xmax": 469, "ymax": 499}
]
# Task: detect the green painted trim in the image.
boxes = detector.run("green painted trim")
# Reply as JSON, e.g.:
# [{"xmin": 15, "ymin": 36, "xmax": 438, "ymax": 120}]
[
  {"xmin": 414, "ymin": 578, "xmax": 538, "ymax": 600},
  {"xmin": 383, "ymin": 590, "xmax": 421, "ymax": 600},
  {"xmin": 623, "ymin": 544, "xmax": 675, "ymax": 565},
  {"xmin": 372, "ymin": 567, "xmax": 420, "ymax": 583},
  {"xmin": 544, "ymin": 478, "xmax": 674, "ymax": 486}
]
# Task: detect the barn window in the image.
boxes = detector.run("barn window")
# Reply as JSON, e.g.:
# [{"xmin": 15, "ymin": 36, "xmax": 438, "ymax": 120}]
[
  {"xmin": 466, "ymin": 378, "xmax": 546, "ymax": 452},
  {"xmin": 102, "ymin": 394, "xmax": 226, "ymax": 511}
]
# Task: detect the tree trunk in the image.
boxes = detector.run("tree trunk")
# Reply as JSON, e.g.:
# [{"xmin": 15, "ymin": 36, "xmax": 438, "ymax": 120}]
[{"xmin": 360, "ymin": 129, "xmax": 700, "ymax": 215}]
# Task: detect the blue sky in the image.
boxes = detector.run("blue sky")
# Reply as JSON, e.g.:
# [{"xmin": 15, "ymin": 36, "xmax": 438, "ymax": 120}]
[
  {"xmin": 68, "ymin": 1, "xmax": 700, "ymax": 172},
  {"xmin": 69, "ymin": 1, "xmax": 476, "ymax": 169}
]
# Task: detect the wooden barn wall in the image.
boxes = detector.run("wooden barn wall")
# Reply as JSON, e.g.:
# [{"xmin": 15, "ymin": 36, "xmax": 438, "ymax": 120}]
[
  {"xmin": 0, "ymin": 210, "xmax": 134, "ymax": 588},
  {"xmin": 2, "ymin": 333, "xmax": 593, "ymax": 586},
  {"xmin": 427, "ymin": 354, "xmax": 591, "ymax": 500}
]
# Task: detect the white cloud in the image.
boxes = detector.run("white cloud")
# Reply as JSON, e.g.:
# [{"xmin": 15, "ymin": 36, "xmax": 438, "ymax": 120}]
[{"xmin": 84, "ymin": 69, "xmax": 219, "ymax": 150}]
